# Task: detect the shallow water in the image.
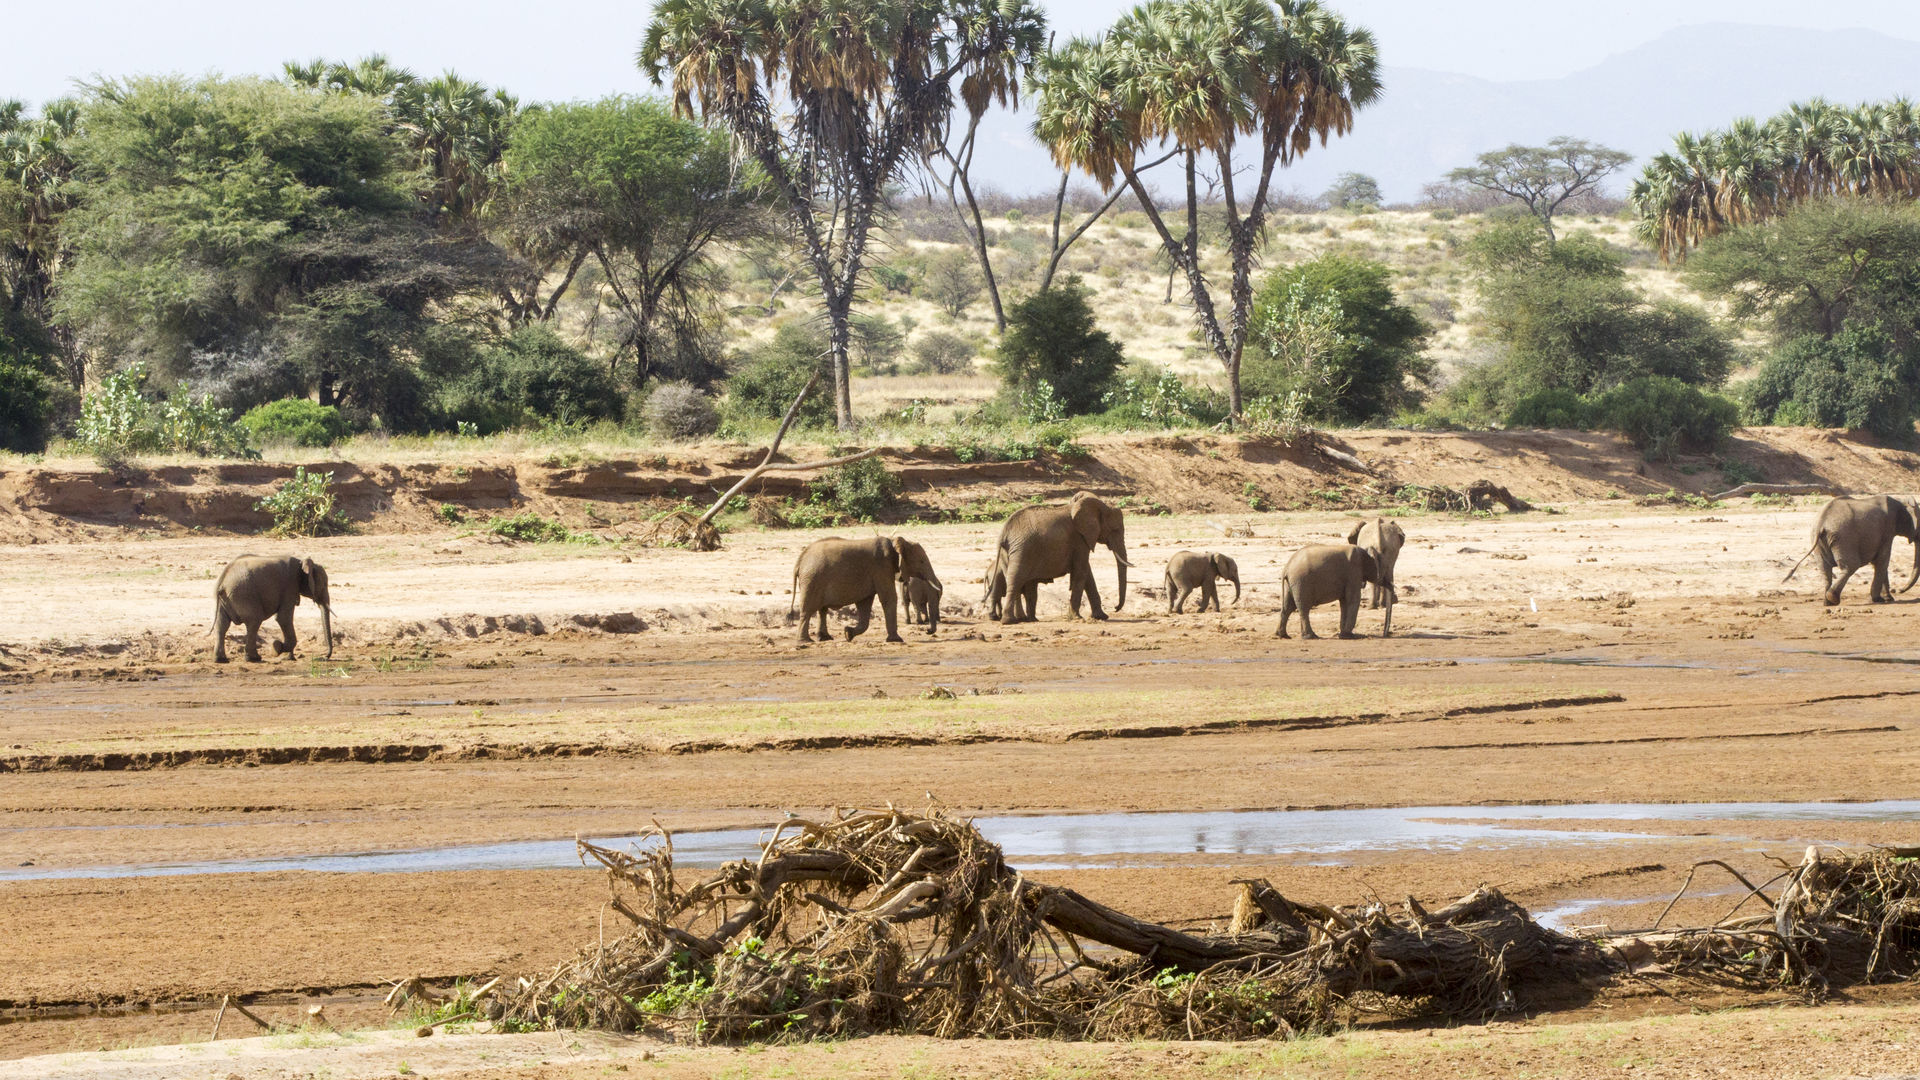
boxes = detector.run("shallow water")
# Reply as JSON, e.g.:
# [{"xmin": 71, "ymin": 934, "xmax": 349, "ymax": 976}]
[{"xmin": 6, "ymin": 800, "xmax": 1918, "ymax": 883}]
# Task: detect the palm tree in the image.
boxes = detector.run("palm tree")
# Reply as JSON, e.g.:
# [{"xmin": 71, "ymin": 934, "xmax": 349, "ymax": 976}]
[
  {"xmin": 1633, "ymin": 97, "xmax": 1920, "ymax": 261},
  {"xmin": 1035, "ymin": 0, "xmax": 1380, "ymax": 419},
  {"xmin": 391, "ymin": 75, "xmax": 519, "ymax": 224},
  {"xmin": 0, "ymin": 98, "xmax": 82, "ymax": 384},
  {"xmin": 641, "ymin": 0, "xmax": 1046, "ymax": 429}
]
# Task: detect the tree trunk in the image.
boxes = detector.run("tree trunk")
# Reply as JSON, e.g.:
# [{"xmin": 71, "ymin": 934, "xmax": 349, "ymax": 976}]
[
  {"xmin": 826, "ymin": 294, "xmax": 855, "ymax": 431},
  {"xmin": 318, "ymin": 372, "xmax": 340, "ymax": 408}
]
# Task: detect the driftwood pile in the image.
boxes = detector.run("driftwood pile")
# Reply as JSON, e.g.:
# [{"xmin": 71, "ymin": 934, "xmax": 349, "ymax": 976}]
[
  {"xmin": 499, "ymin": 810, "xmax": 1600, "ymax": 1041},
  {"xmin": 1607, "ymin": 847, "xmax": 1920, "ymax": 997}
]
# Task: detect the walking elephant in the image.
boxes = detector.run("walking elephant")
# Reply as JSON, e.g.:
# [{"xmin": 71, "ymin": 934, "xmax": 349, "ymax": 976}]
[
  {"xmin": 904, "ymin": 575, "xmax": 942, "ymax": 633},
  {"xmin": 1274, "ymin": 544, "xmax": 1386, "ymax": 640},
  {"xmin": 1785, "ymin": 494, "xmax": 1920, "ymax": 605},
  {"xmin": 992, "ymin": 492, "xmax": 1129, "ymax": 624},
  {"xmin": 790, "ymin": 536, "xmax": 941, "ymax": 643},
  {"xmin": 214, "ymin": 555, "xmax": 333, "ymax": 663},
  {"xmin": 1345, "ymin": 517, "xmax": 1404, "ymax": 633},
  {"xmin": 1163, "ymin": 551, "xmax": 1240, "ymax": 613}
]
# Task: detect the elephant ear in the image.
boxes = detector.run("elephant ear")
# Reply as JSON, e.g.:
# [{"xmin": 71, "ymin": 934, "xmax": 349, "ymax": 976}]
[
  {"xmin": 1359, "ymin": 548, "xmax": 1381, "ymax": 583},
  {"xmin": 1070, "ymin": 492, "xmax": 1104, "ymax": 548},
  {"xmin": 301, "ymin": 557, "xmax": 319, "ymax": 596},
  {"xmin": 1212, "ymin": 553, "xmax": 1228, "ymax": 575},
  {"xmin": 879, "ymin": 536, "xmax": 901, "ymax": 574},
  {"xmin": 1345, "ymin": 520, "xmax": 1364, "ymax": 545}
]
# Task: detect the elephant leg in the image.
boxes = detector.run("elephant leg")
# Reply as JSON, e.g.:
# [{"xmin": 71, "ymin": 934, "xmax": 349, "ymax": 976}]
[
  {"xmin": 1339, "ymin": 583, "xmax": 1362, "ymax": 639},
  {"xmin": 274, "ymin": 603, "xmax": 298, "ymax": 658},
  {"xmin": 1173, "ymin": 586, "xmax": 1190, "ymax": 614},
  {"xmin": 1297, "ymin": 594, "xmax": 1319, "ymax": 639},
  {"xmin": 816, "ymin": 609, "xmax": 830, "ymax": 640},
  {"xmin": 243, "ymin": 620, "xmax": 264, "ymax": 663},
  {"xmin": 881, "ymin": 590, "xmax": 903, "ymax": 643},
  {"xmin": 1075, "ymin": 552, "xmax": 1107, "ymax": 621},
  {"xmin": 214, "ymin": 605, "xmax": 231, "ymax": 664},
  {"xmin": 797, "ymin": 604, "xmax": 815, "ymax": 643},
  {"xmin": 1872, "ymin": 540, "xmax": 1894, "ymax": 602},
  {"xmin": 1202, "ymin": 582, "xmax": 1218, "ymax": 612},
  {"xmin": 1828, "ymin": 559, "xmax": 1859, "ymax": 606},
  {"xmin": 845, "ymin": 597, "xmax": 874, "ymax": 641},
  {"xmin": 1274, "ymin": 585, "xmax": 1295, "ymax": 638}
]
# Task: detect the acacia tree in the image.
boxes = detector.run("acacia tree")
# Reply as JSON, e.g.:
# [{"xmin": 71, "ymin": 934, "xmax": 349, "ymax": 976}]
[
  {"xmin": 641, "ymin": 0, "xmax": 1045, "ymax": 429},
  {"xmin": 0, "ymin": 98, "xmax": 81, "ymax": 385},
  {"xmin": 495, "ymin": 97, "xmax": 767, "ymax": 384},
  {"xmin": 1446, "ymin": 137, "xmax": 1631, "ymax": 244},
  {"xmin": 1035, "ymin": 0, "xmax": 1380, "ymax": 420}
]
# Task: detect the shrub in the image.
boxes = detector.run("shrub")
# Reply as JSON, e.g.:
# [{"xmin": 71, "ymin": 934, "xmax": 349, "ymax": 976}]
[
  {"xmin": 1505, "ymin": 388, "xmax": 1590, "ymax": 429},
  {"xmin": 256, "ymin": 467, "xmax": 349, "ymax": 536},
  {"xmin": 436, "ymin": 326, "xmax": 624, "ymax": 434},
  {"xmin": 1585, "ymin": 377, "xmax": 1740, "ymax": 459},
  {"xmin": 1743, "ymin": 325, "xmax": 1920, "ymax": 440},
  {"xmin": 643, "ymin": 381, "xmax": 720, "ymax": 440},
  {"xmin": 850, "ymin": 314, "xmax": 906, "ymax": 375},
  {"xmin": 924, "ymin": 249, "xmax": 984, "ymax": 318},
  {"xmin": 240, "ymin": 399, "xmax": 352, "ymax": 447},
  {"xmin": 807, "ymin": 455, "xmax": 900, "ymax": 522},
  {"xmin": 482, "ymin": 510, "xmax": 585, "ymax": 543},
  {"xmin": 1245, "ymin": 255, "xmax": 1432, "ymax": 421},
  {"xmin": 0, "ymin": 358, "xmax": 63, "ymax": 454},
  {"xmin": 1100, "ymin": 365, "xmax": 1230, "ymax": 428},
  {"xmin": 722, "ymin": 323, "xmax": 836, "ymax": 429},
  {"xmin": 75, "ymin": 363, "xmax": 256, "ymax": 462},
  {"xmin": 995, "ymin": 277, "xmax": 1125, "ymax": 416},
  {"xmin": 873, "ymin": 265, "xmax": 915, "ymax": 296},
  {"xmin": 911, "ymin": 330, "xmax": 977, "ymax": 375}
]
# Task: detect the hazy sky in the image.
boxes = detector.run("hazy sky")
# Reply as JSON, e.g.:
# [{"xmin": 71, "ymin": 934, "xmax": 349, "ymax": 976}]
[{"xmin": 9, "ymin": 0, "xmax": 1920, "ymax": 106}]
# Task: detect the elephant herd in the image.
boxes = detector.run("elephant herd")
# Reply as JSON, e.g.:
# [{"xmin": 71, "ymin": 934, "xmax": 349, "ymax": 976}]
[
  {"xmin": 206, "ymin": 492, "xmax": 1917, "ymax": 662},
  {"xmin": 787, "ymin": 490, "xmax": 1407, "ymax": 644}
]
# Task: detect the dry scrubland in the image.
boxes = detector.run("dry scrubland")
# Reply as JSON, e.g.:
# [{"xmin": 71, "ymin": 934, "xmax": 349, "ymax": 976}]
[{"xmin": 4, "ymin": 431, "xmax": 1920, "ymax": 1077}]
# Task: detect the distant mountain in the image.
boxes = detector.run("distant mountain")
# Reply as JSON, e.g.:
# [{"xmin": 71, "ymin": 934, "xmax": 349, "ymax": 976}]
[{"xmin": 964, "ymin": 23, "xmax": 1920, "ymax": 203}]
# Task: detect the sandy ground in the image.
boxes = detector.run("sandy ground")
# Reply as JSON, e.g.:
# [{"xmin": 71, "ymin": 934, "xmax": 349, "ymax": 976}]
[{"xmin": 4, "ymin": 502, "xmax": 1920, "ymax": 1072}]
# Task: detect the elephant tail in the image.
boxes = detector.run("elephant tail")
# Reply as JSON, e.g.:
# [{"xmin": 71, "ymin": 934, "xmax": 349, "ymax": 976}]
[
  {"xmin": 789, "ymin": 562, "xmax": 800, "ymax": 617},
  {"xmin": 1783, "ymin": 536, "xmax": 1825, "ymax": 583}
]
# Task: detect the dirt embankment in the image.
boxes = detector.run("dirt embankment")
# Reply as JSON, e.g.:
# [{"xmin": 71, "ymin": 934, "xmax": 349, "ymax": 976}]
[{"xmin": 4, "ymin": 426, "xmax": 1917, "ymax": 542}]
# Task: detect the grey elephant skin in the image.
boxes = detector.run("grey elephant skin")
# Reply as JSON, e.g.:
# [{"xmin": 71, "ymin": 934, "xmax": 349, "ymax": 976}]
[
  {"xmin": 1785, "ymin": 494, "xmax": 1920, "ymax": 605},
  {"xmin": 790, "ymin": 536, "xmax": 941, "ymax": 643},
  {"xmin": 1274, "ymin": 543, "xmax": 1385, "ymax": 640},
  {"xmin": 1163, "ymin": 551, "xmax": 1239, "ymax": 613},
  {"xmin": 1345, "ymin": 517, "xmax": 1404, "ymax": 633},
  {"xmin": 904, "ymin": 575, "xmax": 942, "ymax": 633},
  {"xmin": 214, "ymin": 555, "xmax": 333, "ymax": 663},
  {"xmin": 992, "ymin": 491, "xmax": 1128, "ymax": 624}
]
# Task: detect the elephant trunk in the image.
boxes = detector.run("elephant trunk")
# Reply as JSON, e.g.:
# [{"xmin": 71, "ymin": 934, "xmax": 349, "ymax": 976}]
[
  {"xmin": 1111, "ymin": 542, "xmax": 1128, "ymax": 611},
  {"xmin": 320, "ymin": 604, "xmax": 334, "ymax": 659},
  {"xmin": 1229, "ymin": 572, "xmax": 1241, "ymax": 606}
]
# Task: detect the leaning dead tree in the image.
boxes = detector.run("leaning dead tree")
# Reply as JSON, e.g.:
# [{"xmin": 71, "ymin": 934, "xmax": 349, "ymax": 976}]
[
  {"xmin": 498, "ymin": 809, "xmax": 1600, "ymax": 1041},
  {"xmin": 641, "ymin": 372, "xmax": 880, "ymax": 551}
]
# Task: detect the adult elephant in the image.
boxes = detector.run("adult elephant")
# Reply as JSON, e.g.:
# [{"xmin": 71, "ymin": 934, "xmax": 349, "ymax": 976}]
[
  {"xmin": 1785, "ymin": 494, "xmax": 1920, "ymax": 605},
  {"xmin": 214, "ymin": 555, "xmax": 333, "ymax": 663},
  {"xmin": 1346, "ymin": 517, "xmax": 1405, "ymax": 628},
  {"xmin": 993, "ymin": 492, "xmax": 1128, "ymax": 624},
  {"xmin": 790, "ymin": 536, "xmax": 941, "ymax": 643},
  {"xmin": 1274, "ymin": 544, "xmax": 1386, "ymax": 640}
]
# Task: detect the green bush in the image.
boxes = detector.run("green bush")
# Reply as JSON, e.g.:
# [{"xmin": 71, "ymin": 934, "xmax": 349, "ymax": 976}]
[
  {"xmin": 807, "ymin": 456, "xmax": 900, "ymax": 522},
  {"xmin": 1505, "ymin": 388, "xmax": 1590, "ymax": 429},
  {"xmin": 723, "ymin": 322, "xmax": 836, "ymax": 429},
  {"xmin": 1743, "ymin": 325, "xmax": 1919, "ymax": 440},
  {"xmin": 1245, "ymin": 255, "xmax": 1432, "ymax": 422},
  {"xmin": 0, "ymin": 359, "xmax": 63, "ymax": 453},
  {"xmin": 481, "ymin": 510, "xmax": 589, "ymax": 543},
  {"xmin": 436, "ymin": 326, "xmax": 624, "ymax": 434},
  {"xmin": 240, "ymin": 399, "xmax": 352, "ymax": 447},
  {"xmin": 1585, "ymin": 377, "xmax": 1740, "ymax": 459},
  {"xmin": 256, "ymin": 467, "xmax": 349, "ymax": 536},
  {"xmin": 910, "ymin": 330, "xmax": 976, "ymax": 375},
  {"xmin": 1100, "ymin": 365, "xmax": 1230, "ymax": 428},
  {"xmin": 995, "ymin": 277, "xmax": 1125, "ymax": 417},
  {"xmin": 75, "ymin": 363, "xmax": 256, "ymax": 462}
]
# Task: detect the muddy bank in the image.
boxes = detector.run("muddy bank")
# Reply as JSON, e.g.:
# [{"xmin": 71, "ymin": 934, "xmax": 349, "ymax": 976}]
[{"xmin": 2, "ymin": 427, "xmax": 1915, "ymax": 541}]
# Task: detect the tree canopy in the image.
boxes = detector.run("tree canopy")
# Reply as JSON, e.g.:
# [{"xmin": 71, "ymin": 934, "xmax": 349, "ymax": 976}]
[{"xmin": 1446, "ymin": 138, "xmax": 1631, "ymax": 243}]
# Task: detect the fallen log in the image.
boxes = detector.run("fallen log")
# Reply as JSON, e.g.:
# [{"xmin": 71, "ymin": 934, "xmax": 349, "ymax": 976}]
[{"xmin": 1708, "ymin": 482, "xmax": 1843, "ymax": 501}]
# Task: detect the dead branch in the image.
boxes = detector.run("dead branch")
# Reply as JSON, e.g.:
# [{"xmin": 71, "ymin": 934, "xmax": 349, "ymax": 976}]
[
  {"xmin": 689, "ymin": 371, "xmax": 885, "ymax": 539},
  {"xmin": 1709, "ymin": 483, "xmax": 1843, "ymax": 501}
]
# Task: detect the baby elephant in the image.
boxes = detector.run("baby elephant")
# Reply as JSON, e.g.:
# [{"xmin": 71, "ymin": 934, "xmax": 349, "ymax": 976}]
[
  {"xmin": 790, "ymin": 536, "xmax": 941, "ymax": 643},
  {"xmin": 904, "ymin": 575, "xmax": 942, "ymax": 633},
  {"xmin": 1274, "ymin": 544, "xmax": 1387, "ymax": 640},
  {"xmin": 214, "ymin": 554, "xmax": 333, "ymax": 663},
  {"xmin": 1163, "ymin": 551, "xmax": 1240, "ymax": 613}
]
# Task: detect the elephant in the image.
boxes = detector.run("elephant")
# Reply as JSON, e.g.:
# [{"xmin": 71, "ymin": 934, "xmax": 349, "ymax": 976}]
[
  {"xmin": 214, "ymin": 555, "xmax": 333, "ymax": 663},
  {"xmin": 904, "ymin": 575, "xmax": 942, "ymax": 632},
  {"xmin": 790, "ymin": 536, "xmax": 941, "ymax": 643},
  {"xmin": 1345, "ymin": 517, "xmax": 1405, "ymax": 633},
  {"xmin": 1163, "ymin": 551, "xmax": 1240, "ymax": 613},
  {"xmin": 992, "ymin": 492, "xmax": 1129, "ymax": 624},
  {"xmin": 1784, "ymin": 494, "xmax": 1920, "ymax": 605},
  {"xmin": 1274, "ymin": 544, "xmax": 1386, "ymax": 640},
  {"xmin": 981, "ymin": 547, "xmax": 1009, "ymax": 621}
]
